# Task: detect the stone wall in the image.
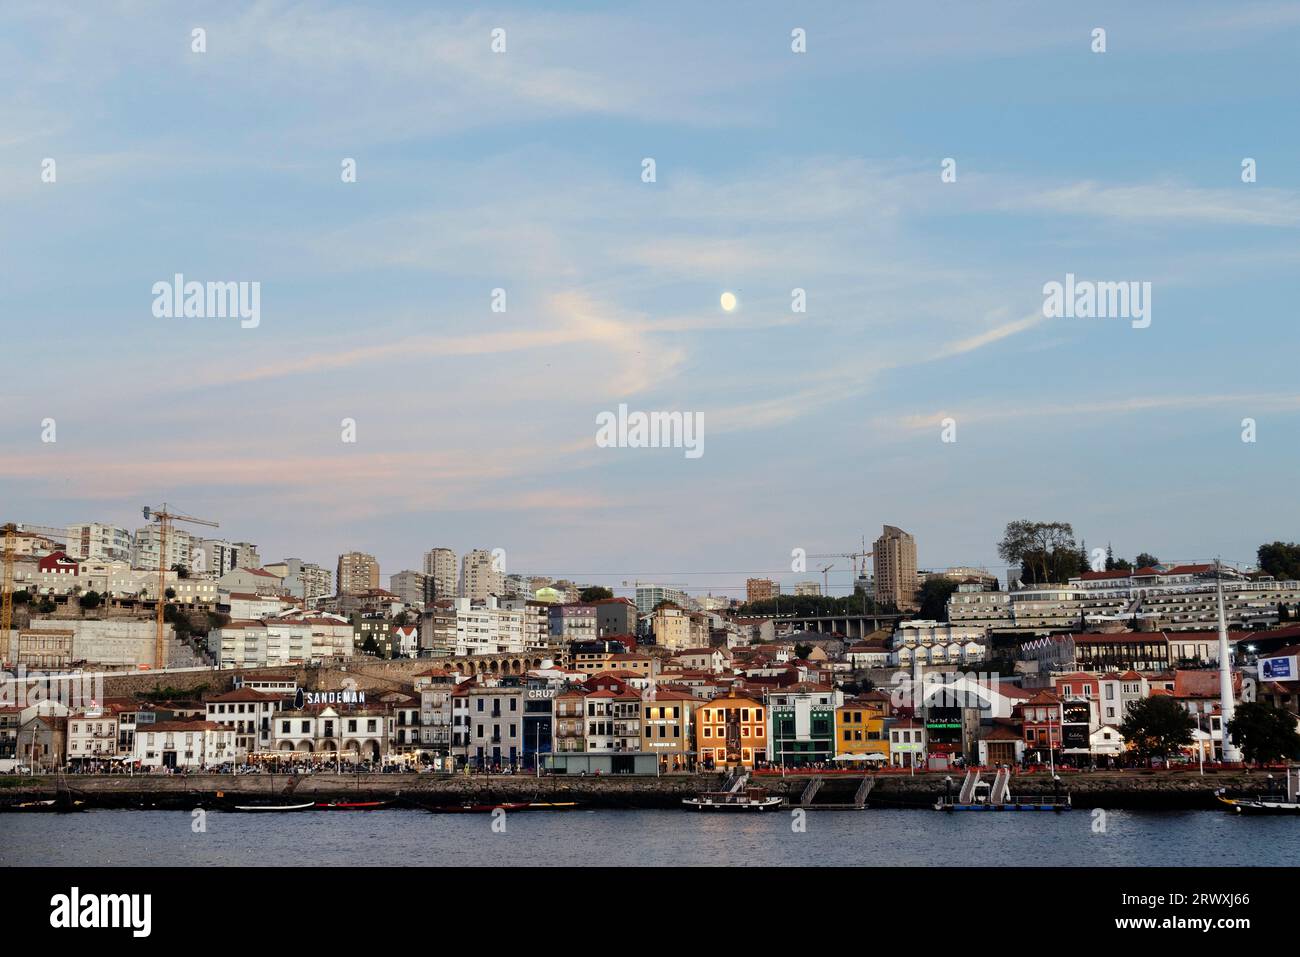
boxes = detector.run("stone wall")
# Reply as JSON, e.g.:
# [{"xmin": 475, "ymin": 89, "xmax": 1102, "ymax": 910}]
[{"xmin": 1, "ymin": 769, "xmax": 1277, "ymax": 811}]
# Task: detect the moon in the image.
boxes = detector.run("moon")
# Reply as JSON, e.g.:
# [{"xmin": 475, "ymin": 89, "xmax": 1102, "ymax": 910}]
[{"xmin": 720, "ymin": 291, "xmax": 737, "ymax": 312}]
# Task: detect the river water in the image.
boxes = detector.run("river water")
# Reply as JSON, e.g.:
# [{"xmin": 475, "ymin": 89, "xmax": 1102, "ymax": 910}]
[{"xmin": 2, "ymin": 809, "xmax": 1294, "ymax": 866}]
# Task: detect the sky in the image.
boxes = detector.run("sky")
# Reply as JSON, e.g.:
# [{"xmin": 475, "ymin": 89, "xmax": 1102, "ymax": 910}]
[{"xmin": 2, "ymin": 1, "xmax": 1298, "ymax": 598}]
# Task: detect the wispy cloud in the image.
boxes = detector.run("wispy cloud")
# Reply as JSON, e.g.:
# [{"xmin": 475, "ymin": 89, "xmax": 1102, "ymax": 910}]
[
  {"xmin": 1011, "ymin": 181, "xmax": 1300, "ymax": 228},
  {"xmin": 880, "ymin": 392, "xmax": 1300, "ymax": 435}
]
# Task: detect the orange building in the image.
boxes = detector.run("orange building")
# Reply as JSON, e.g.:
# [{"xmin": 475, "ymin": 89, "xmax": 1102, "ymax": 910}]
[{"xmin": 695, "ymin": 693, "xmax": 767, "ymax": 769}]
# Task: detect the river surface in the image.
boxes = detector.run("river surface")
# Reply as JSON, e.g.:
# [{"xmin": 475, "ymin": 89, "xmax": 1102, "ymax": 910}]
[{"xmin": 2, "ymin": 809, "xmax": 1295, "ymax": 866}]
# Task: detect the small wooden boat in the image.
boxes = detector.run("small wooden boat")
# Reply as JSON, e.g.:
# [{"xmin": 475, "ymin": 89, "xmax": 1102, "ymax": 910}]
[
  {"xmin": 683, "ymin": 787, "xmax": 783, "ymax": 811},
  {"xmin": 54, "ymin": 770, "xmax": 86, "ymax": 813},
  {"xmin": 1217, "ymin": 770, "xmax": 1300, "ymax": 816},
  {"xmin": 425, "ymin": 801, "xmax": 531, "ymax": 813},
  {"xmin": 10, "ymin": 799, "xmax": 57, "ymax": 811},
  {"xmin": 527, "ymin": 801, "xmax": 578, "ymax": 809},
  {"xmin": 314, "ymin": 800, "xmax": 392, "ymax": 810},
  {"xmin": 1217, "ymin": 794, "xmax": 1300, "ymax": 815},
  {"xmin": 230, "ymin": 801, "xmax": 317, "ymax": 812}
]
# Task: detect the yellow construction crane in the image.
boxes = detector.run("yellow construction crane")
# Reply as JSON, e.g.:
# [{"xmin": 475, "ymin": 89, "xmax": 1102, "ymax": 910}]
[
  {"xmin": 1, "ymin": 522, "xmax": 69, "ymax": 651},
  {"xmin": 142, "ymin": 505, "xmax": 218, "ymax": 669}
]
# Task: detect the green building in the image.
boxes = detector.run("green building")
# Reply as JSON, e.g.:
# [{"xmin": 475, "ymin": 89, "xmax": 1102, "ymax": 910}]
[{"xmin": 766, "ymin": 685, "xmax": 837, "ymax": 766}]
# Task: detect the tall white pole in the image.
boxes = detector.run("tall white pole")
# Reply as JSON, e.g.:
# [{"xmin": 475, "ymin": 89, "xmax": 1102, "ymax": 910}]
[
  {"xmin": 1048, "ymin": 706, "xmax": 1056, "ymax": 776},
  {"xmin": 1215, "ymin": 560, "xmax": 1242, "ymax": 762},
  {"xmin": 1196, "ymin": 713, "xmax": 1204, "ymax": 775}
]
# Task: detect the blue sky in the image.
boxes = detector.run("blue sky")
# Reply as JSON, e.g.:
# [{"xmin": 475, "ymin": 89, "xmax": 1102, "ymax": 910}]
[{"xmin": 2, "ymin": 1, "xmax": 1298, "ymax": 597}]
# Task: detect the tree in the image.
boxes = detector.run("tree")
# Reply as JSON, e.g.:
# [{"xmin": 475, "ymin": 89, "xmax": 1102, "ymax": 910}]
[
  {"xmin": 12, "ymin": 589, "xmax": 30, "ymax": 605},
  {"xmin": 163, "ymin": 604, "xmax": 192, "ymax": 640},
  {"xmin": 78, "ymin": 591, "xmax": 102, "ymax": 610},
  {"xmin": 171, "ymin": 563, "xmax": 190, "ymax": 580},
  {"xmin": 794, "ymin": 643, "xmax": 813, "ymax": 660},
  {"xmin": 1101, "ymin": 544, "xmax": 1132, "ymax": 572},
  {"xmin": 1119, "ymin": 696, "xmax": 1195, "ymax": 761},
  {"xmin": 361, "ymin": 634, "xmax": 380, "ymax": 656},
  {"xmin": 165, "ymin": 587, "xmax": 177, "ymax": 600},
  {"xmin": 1258, "ymin": 542, "xmax": 1300, "ymax": 581},
  {"xmin": 1227, "ymin": 701, "xmax": 1300, "ymax": 765},
  {"xmin": 998, "ymin": 520, "xmax": 1077, "ymax": 584},
  {"xmin": 917, "ymin": 578, "xmax": 959, "ymax": 621},
  {"xmin": 998, "ymin": 520, "xmax": 1038, "ymax": 581},
  {"xmin": 1134, "ymin": 553, "xmax": 1159, "ymax": 570},
  {"xmin": 37, "ymin": 596, "xmax": 55, "ymax": 614},
  {"xmin": 580, "ymin": 586, "xmax": 614, "ymax": 602}
]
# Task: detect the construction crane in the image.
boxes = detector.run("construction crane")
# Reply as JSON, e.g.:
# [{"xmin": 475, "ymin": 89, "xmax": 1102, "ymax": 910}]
[
  {"xmin": 809, "ymin": 543, "xmax": 874, "ymax": 582},
  {"xmin": 142, "ymin": 505, "xmax": 218, "ymax": 670},
  {"xmin": 1, "ymin": 523, "xmax": 70, "ymax": 649},
  {"xmin": 819, "ymin": 563, "xmax": 834, "ymax": 596}
]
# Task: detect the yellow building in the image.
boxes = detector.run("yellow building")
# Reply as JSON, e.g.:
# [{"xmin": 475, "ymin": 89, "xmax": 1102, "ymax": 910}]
[
  {"xmin": 835, "ymin": 697, "xmax": 890, "ymax": 760},
  {"xmin": 695, "ymin": 693, "xmax": 767, "ymax": 769}
]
